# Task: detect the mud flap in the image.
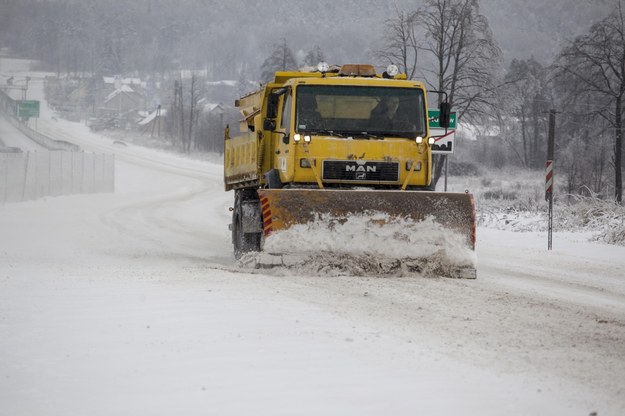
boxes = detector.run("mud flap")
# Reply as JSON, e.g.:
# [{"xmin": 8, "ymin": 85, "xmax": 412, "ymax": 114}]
[{"xmin": 241, "ymin": 200, "xmax": 262, "ymax": 234}]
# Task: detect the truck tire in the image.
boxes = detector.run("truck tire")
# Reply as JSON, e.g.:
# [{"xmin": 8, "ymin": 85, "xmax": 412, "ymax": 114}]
[{"xmin": 232, "ymin": 189, "xmax": 262, "ymax": 259}]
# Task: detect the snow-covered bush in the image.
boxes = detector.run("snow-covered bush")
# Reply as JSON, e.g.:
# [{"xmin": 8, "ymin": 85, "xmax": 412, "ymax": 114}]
[
  {"xmin": 449, "ymin": 167, "xmax": 545, "ymax": 212},
  {"xmin": 448, "ymin": 167, "xmax": 625, "ymax": 245},
  {"xmin": 556, "ymin": 195, "xmax": 625, "ymax": 246}
]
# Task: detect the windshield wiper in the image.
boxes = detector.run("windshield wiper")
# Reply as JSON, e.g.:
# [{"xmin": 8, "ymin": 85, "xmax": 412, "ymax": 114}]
[
  {"xmin": 374, "ymin": 131, "xmax": 422, "ymax": 139},
  {"xmin": 357, "ymin": 131, "xmax": 384, "ymax": 140},
  {"xmin": 310, "ymin": 129, "xmax": 348, "ymax": 138}
]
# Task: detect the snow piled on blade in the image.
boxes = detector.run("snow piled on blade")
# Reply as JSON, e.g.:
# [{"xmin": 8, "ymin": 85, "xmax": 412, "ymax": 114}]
[{"xmin": 242, "ymin": 212, "xmax": 476, "ymax": 277}]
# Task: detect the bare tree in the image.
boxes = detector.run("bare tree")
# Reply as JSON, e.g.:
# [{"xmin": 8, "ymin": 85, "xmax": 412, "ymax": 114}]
[
  {"xmin": 416, "ymin": 0, "xmax": 502, "ymax": 187},
  {"xmin": 186, "ymin": 74, "xmax": 199, "ymax": 153},
  {"xmin": 177, "ymin": 79, "xmax": 185, "ymax": 150},
  {"xmin": 260, "ymin": 39, "xmax": 298, "ymax": 83},
  {"xmin": 554, "ymin": 1, "xmax": 625, "ymax": 204},
  {"xmin": 502, "ymin": 58, "xmax": 552, "ymax": 169},
  {"xmin": 375, "ymin": 6, "xmax": 419, "ymax": 79},
  {"xmin": 303, "ymin": 45, "xmax": 326, "ymax": 67}
]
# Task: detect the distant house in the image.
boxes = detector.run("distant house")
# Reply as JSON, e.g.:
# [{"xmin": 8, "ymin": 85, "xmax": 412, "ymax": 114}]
[
  {"xmin": 199, "ymin": 99, "xmax": 225, "ymax": 116},
  {"xmin": 457, "ymin": 122, "xmax": 500, "ymax": 142},
  {"xmin": 98, "ymin": 84, "xmax": 143, "ymax": 126},
  {"xmin": 101, "ymin": 76, "xmax": 146, "ymax": 95}
]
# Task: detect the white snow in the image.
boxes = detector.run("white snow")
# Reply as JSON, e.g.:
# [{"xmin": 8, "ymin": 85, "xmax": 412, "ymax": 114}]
[
  {"xmin": 2, "ymin": 64, "xmax": 625, "ymax": 416},
  {"xmin": 261, "ymin": 213, "xmax": 476, "ymax": 276}
]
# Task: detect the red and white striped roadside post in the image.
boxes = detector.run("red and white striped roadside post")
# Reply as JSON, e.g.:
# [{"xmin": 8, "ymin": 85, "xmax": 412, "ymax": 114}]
[
  {"xmin": 545, "ymin": 110, "xmax": 557, "ymax": 251},
  {"xmin": 545, "ymin": 159, "xmax": 554, "ymax": 250}
]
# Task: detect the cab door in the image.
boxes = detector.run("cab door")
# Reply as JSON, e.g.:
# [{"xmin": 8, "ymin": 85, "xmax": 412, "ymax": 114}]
[{"xmin": 273, "ymin": 88, "xmax": 295, "ymax": 183}]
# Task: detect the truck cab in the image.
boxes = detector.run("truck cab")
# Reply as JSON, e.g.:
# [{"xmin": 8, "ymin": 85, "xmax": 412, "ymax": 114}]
[
  {"xmin": 260, "ymin": 65, "xmax": 433, "ymax": 191},
  {"xmin": 225, "ymin": 64, "xmax": 446, "ymax": 192}
]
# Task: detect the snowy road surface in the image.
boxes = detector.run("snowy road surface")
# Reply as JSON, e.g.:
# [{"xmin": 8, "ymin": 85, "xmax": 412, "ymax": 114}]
[{"xmin": 1, "ymin": 74, "xmax": 625, "ymax": 416}]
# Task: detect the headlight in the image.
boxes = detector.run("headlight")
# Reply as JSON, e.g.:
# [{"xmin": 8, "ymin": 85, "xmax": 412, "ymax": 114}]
[
  {"xmin": 304, "ymin": 135, "xmax": 311, "ymax": 143},
  {"xmin": 428, "ymin": 137, "xmax": 435, "ymax": 145},
  {"xmin": 294, "ymin": 134, "xmax": 301, "ymax": 142},
  {"xmin": 415, "ymin": 136, "xmax": 424, "ymax": 144}
]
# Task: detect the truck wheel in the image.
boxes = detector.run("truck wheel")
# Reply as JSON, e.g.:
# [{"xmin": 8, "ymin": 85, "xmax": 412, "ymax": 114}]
[{"xmin": 232, "ymin": 189, "xmax": 262, "ymax": 259}]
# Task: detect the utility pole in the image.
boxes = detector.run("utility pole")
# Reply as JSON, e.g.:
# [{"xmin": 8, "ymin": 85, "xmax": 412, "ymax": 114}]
[
  {"xmin": 178, "ymin": 79, "xmax": 185, "ymax": 150},
  {"xmin": 150, "ymin": 104, "xmax": 161, "ymax": 138},
  {"xmin": 24, "ymin": 76, "xmax": 30, "ymax": 100},
  {"xmin": 157, "ymin": 104, "xmax": 161, "ymax": 137}
]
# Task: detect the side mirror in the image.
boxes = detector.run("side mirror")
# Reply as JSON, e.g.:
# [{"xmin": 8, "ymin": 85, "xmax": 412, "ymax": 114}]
[
  {"xmin": 267, "ymin": 94, "xmax": 279, "ymax": 119},
  {"xmin": 263, "ymin": 118, "xmax": 276, "ymax": 131},
  {"xmin": 439, "ymin": 102, "xmax": 451, "ymax": 129},
  {"xmin": 266, "ymin": 87, "xmax": 287, "ymax": 119}
]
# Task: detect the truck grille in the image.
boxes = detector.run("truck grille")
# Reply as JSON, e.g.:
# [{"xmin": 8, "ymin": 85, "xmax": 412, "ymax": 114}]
[{"xmin": 322, "ymin": 160, "xmax": 399, "ymax": 183}]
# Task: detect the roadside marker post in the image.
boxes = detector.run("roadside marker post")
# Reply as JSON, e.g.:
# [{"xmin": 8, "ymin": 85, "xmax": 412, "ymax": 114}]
[
  {"xmin": 546, "ymin": 159, "xmax": 554, "ymax": 250},
  {"xmin": 546, "ymin": 110, "xmax": 557, "ymax": 251}
]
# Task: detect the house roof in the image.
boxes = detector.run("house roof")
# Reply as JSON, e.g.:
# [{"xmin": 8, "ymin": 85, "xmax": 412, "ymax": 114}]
[
  {"xmin": 102, "ymin": 76, "xmax": 144, "ymax": 86},
  {"xmin": 196, "ymin": 98, "xmax": 225, "ymax": 114},
  {"xmin": 205, "ymin": 80, "xmax": 238, "ymax": 87},
  {"xmin": 104, "ymin": 85, "xmax": 136, "ymax": 103}
]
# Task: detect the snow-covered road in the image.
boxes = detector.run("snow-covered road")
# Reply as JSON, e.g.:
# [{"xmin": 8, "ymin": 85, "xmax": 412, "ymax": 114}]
[{"xmin": 1, "ymin": 71, "xmax": 624, "ymax": 416}]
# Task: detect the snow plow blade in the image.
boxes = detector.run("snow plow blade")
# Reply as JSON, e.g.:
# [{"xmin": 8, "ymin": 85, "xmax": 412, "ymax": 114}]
[{"xmin": 255, "ymin": 189, "xmax": 477, "ymax": 278}]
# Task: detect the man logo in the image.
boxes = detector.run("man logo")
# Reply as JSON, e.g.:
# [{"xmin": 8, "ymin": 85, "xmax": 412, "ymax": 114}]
[
  {"xmin": 345, "ymin": 163, "xmax": 377, "ymax": 173},
  {"xmin": 322, "ymin": 160, "xmax": 398, "ymax": 182}
]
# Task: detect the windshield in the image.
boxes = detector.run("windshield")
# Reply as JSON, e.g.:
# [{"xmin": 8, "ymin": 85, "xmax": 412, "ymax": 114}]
[{"xmin": 295, "ymin": 85, "xmax": 426, "ymax": 138}]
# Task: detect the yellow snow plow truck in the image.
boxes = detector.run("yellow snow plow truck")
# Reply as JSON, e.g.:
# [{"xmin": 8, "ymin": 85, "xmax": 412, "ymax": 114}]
[{"xmin": 224, "ymin": 63, "xmax": 476, "ymax": 278}]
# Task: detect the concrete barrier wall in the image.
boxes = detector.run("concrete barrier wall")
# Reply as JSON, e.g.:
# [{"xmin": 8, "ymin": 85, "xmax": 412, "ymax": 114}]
[
  {"xmin": 0, "ymin": 88, "xmax": 79, "ymax": 151},
  {"xmin": 6, "ymin": 115, "xmax": 80, "ymax": 151},
  {"xmin": 0, "ymin": 151, "xmax": 115, "ymax": 203},
  {"xmin": 0, "ymin": 88, "xmax": 14, "ymax": 115}
]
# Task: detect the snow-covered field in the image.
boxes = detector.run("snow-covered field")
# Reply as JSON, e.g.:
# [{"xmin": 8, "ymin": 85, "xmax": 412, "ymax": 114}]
[{"xmin": 1, "ymin": 64, "xmax": 625, "ymax": 415}]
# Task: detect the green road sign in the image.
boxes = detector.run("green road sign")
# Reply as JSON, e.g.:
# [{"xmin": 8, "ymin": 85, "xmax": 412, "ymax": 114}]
[
  {"xmin": 16, "ymin": 100, "xmax": 40, "ymax": 118},
  {"xmin": 428, "ymin": 109, "xmax": 457, "ymax": 129}
]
